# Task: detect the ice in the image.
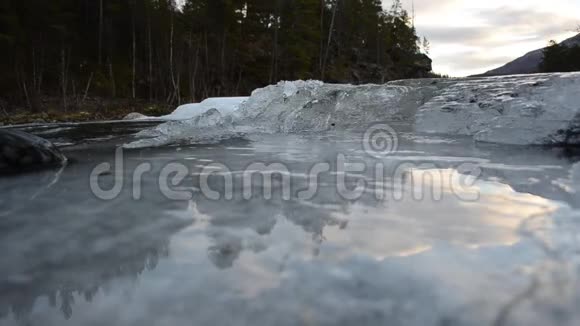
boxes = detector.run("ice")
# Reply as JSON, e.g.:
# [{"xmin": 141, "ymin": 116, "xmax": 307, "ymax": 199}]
[
  {"xmin": 125, "ymin": 73, "xmax": 580, "ymax": 148},
  {"xmin": 123, "ymin": 109, "xmax": 244, "ymax": 149},
  {"xmin": 6, "ymin": 129, "xmax": 580, "ymax": 325},
  {"xmin": 234, "ymin": 80, "xmax": 421, "ymax": 132},
  {"xmin": 162, "ymin": 97, "xmax": 248, "ymax": 120},
  {"xmin": 123, "ymin": 112, "xmax": 149, "ymax": 120},
  {"xmin": 124, "ymin": 80, "xmax": 427, "ymax": 148},
  {"xmin": 415, "ymin": 72, "xmax": 580, "ymax": 145},
  {"xmin": 126, "ymin": 97, "xmax": 248, "ymax": 122}
]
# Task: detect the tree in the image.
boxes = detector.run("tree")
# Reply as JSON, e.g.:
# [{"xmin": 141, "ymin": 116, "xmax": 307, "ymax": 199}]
[
  {"xmin": 540, "ymin": 40, "xmax": 580, "ymax": 73},
  {"xmin": 421, "ymin": 36, "xmax": 430, "ymax": 55},
  {"xmin": 0, "ymin": 0, "xmax": 432, "ymax": 113}
]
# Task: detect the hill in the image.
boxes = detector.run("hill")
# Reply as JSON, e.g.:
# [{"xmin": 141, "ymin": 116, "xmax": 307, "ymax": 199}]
[{"xmin": 477, "ymin": 33, "xmax": 580, "ymax": 76}]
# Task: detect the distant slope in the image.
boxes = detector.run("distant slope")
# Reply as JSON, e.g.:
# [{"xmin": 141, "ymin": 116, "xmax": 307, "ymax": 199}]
[{"xmin": 477, "ymin": 33, "xmax": 580, "ymax": 76}]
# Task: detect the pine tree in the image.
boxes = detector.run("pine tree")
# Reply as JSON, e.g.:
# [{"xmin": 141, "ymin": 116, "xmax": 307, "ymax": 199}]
[
  {"xmin": 540, "ymin": 40, "xmax": 580, "ymax": 73},
  {"xmin": 0, "ymin": 0, "xmax": 432, "ymax": 113}
]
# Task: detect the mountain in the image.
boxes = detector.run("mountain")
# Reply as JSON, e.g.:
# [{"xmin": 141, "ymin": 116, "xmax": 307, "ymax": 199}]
[{"xmin": 477, "ymin": 33, "xmax": 580, "ymax": 76}]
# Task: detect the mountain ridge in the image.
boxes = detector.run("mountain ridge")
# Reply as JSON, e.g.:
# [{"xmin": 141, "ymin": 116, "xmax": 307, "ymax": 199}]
[{"xmin": 475, "ymin": 33, "xmax": 580, "ymax": 76}]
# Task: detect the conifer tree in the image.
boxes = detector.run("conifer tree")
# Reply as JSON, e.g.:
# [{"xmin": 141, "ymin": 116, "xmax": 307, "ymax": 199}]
[{"xmin": 0, "ymin": 0, "xmax": 431, "ymax": 112}]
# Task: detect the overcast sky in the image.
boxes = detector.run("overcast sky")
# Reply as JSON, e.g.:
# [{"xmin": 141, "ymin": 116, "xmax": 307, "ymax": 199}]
[{"xmin": 404, "ymin": 0, "xmax": 580, "ymax": 76}]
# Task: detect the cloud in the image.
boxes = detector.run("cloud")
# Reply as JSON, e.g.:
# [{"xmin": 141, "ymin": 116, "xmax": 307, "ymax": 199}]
[
  {"xmin": 436, "ymin": 54, "xmax": 516, "ymax": 71},
  {"xmin": 412, "ymin": 2, "xmax": 579, "ymax": 76},
  {"xmin": 399, "ymin": 0, "xmax": 459, "ymax": 14},
  {"xmin": 420, "ymin": 8, "xmax": 577, "ymax": 46},
  {"xmin": 477, "ymin": 6, "xmax": 578, "ymax": 37},
  {"xmin": 418, "ymin": 26, "xmax": 488, "ymax": 44}
]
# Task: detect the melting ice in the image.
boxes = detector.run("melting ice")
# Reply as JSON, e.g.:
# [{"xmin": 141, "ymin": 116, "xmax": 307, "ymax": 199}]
[{"xmin": 125, "ymin": 72, "xmax": 580, "ymax": 149}]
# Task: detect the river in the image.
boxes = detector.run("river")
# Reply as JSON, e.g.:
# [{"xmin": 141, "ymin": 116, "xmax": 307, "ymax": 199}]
[{"xmin": 1, "ymin": 121, "xmax": 580, "ymax": 325}]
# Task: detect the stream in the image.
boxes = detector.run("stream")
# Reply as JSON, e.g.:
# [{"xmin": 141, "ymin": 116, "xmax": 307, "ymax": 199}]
[{"xmin": 1, "ymin": 121, "xmax": 580, "ymax": 326}]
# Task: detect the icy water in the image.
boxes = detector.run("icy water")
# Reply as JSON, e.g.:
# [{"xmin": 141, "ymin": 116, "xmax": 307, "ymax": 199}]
[{"xmin": 1, "ymin": 122, "xmax": 580, "ymax": 326}]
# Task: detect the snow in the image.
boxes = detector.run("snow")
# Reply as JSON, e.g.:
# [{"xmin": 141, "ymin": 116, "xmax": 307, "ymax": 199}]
[
  {"xmin": 117, "ymin": 97, "xmax": 248, "ymax": 122},
  {"xmin": 162, "ymin": 97, "xmax": 248, "ymax": 121},
  {"xmin": 123, "ymin": 112, "xmax": 149, "ymax": 120},
  {"xmin": 125, "ymin": 73, "xmax": 580, "ymax": 148},
  {"xmin": 123, "ymin": 109, "xmax": 243, "ymax": 149}
]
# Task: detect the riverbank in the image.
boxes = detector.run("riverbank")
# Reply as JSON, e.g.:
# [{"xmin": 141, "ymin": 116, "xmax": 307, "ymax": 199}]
[{"xmin": 0, "ymin": 97, "xmax": 173, "ymax": 125}]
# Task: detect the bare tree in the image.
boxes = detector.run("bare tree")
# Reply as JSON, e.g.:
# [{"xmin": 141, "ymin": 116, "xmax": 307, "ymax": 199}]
[
  {"xmin": 131, "ymin": 0, "xmax": 136, "ymax": 99},
  {"xmin": 82, "ymin": 73, "xmax": 94, "ymax": 103},
  {"xmin": 98, "ymin": 0, "xmax": 104, "ymax": 65},
  {"xmin": 269, "ymin": 0, "xmax": 280, "ymax": 84},
  {"xmin": 0, "ymin": 99, "xmax": 8, "ymax": 117},
  {"xmin": 147, "ymin": 1, "xmax": 153, "ymax": 101},
  {"xmin": 169, "ymin": 8, "xmax": 178, "ymax": 104},
  {"xmin": 61, "ymin": 46, "xmax": 68, "ymax": 111},
  {"xmin": 319, "ymin": 0, "xmax": 325, "ymax": 72},
  {"xmin": 22, "ymin": 79, "xmax": 32, "ymax": 111},
  {"xmin": 189, "ymin": 36, "xmax": 200, "ymax": 103},
  {"xmin": 322, "ymin": 0, "xmax": 338, "ymax": 80}
]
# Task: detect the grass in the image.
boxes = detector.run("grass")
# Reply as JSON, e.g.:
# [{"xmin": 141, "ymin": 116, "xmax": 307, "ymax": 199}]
[{"xmin": 0, "ymin": 98, "xmax": 173, "ymax": 125}]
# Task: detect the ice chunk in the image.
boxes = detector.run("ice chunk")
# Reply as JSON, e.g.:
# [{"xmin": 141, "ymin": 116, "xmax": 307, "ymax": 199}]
[
  {"xmin": 125, "ymin": 73, "xmax": 580, "ymax": 148},
  {"xmin": 415, "ymin": 72, "xmax": 580, "ymax": 145},
  {"xmin": 162, "ymin": 97, "xmax": 248, "ymax": 120},
  {"xmin": 234, "ymin": 80, "xmax": 424, "ymax": 133},
  {"xmin": 123, "ymin": 112, "xmax": 149, "ymax": 120},
  {"xmin": 124, "ymin": 109, "xmax": 244, "ymax": 149}
]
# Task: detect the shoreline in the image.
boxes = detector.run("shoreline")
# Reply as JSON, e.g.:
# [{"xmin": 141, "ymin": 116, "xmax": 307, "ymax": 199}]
[{"xmin": 0, "ymin": 97, "xmax": 173, "ymax": 125}]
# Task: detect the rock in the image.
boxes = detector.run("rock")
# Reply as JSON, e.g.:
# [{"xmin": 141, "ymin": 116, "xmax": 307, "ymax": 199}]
[
  {"xmin": 413, "ymin": 53, "xmax": 433, "ymax": 74},
  {"xmin": 123, "ymin": 112, "xmax": 148, "ymax": 120},
  {"xmin": 0, "ymin": 129, "xmax": 67, "ymax": 175}
]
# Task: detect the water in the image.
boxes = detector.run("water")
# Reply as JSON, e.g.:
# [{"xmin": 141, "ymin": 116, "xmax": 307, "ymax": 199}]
[{"xmin": 1, "ymin": 122, "xmax": 580, "ymax": 326}]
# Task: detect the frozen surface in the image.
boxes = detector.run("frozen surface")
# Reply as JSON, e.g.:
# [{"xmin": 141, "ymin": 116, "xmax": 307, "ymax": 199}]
[
  {"xmin": 2, "ymin": 123, "xmax": 580, "ymax": 325},
  {"xmin": 4, "ymin": 73, "xmax": 580, "ymax": 325},
  {"xmin": 125, "ymin": 73, "xmax": 580, "ymax": 149}
]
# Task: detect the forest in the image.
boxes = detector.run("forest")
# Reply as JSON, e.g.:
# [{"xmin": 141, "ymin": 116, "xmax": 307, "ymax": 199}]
[
  {"xmin": 0, "ymin": 0, "xmax": 432, "ymax": 116},
  {"xmin": 540, "ymin": 40, "xmax": 580, "ymax": 73}
]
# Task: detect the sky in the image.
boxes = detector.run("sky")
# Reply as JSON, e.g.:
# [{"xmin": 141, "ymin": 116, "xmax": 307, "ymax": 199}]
[{"xmin": 405, "ymin": 0, "xmax": 580, "ymax": 76}]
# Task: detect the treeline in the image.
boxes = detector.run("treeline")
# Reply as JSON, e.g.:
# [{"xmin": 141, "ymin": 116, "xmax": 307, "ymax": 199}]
[
  {"xmin": 540, "ymin": 40, "xmax": 580, "ymax": 73},
  {"xmin": 0, "ymin": 0, "xmax": 431, "ymax": 112}
]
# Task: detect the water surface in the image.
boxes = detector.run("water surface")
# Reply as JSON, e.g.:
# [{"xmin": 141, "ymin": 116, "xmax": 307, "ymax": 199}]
[{"xmin": 1, "ymin": 122, "xmax": 580, "ymax": 326}]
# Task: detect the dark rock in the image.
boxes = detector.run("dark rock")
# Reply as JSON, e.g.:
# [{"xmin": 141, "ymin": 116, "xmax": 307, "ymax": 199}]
[
  {"xmin": 0, "ymin": 129, "xmax": 67, "ymax": 175},
  {"xmin": 413, "ymin": 53, "xmax": 433, "ymax": 74}
]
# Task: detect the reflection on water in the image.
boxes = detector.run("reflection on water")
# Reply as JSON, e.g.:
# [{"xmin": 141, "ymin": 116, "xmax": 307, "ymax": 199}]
[{"xmin": 1, "ymin": 127, "xmax": 580, "ymax": 325}]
